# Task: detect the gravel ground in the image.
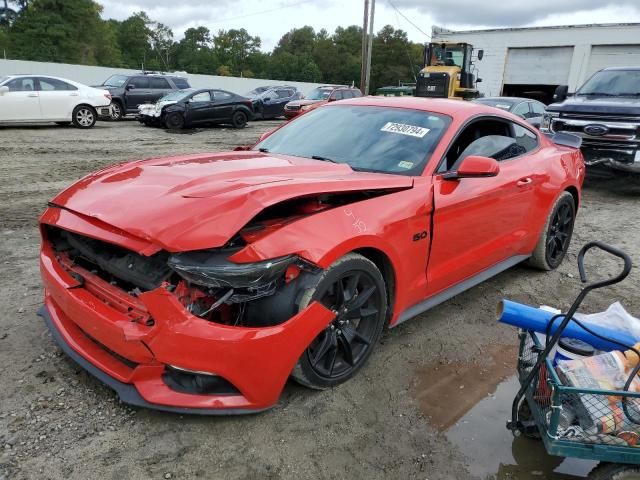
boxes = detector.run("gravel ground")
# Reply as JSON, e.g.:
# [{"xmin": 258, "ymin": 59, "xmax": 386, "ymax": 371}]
[{"xmin": 0, "ymin": 120, "xmax": 639, "ymax": 480}]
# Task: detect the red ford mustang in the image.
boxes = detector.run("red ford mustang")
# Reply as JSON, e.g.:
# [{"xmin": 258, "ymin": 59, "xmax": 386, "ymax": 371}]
[{"xmin": 39, "ymin": 97, "xmax": 585, "ymax": 414}]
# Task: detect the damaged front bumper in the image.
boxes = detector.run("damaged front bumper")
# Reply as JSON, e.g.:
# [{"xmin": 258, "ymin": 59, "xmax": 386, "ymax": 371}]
[
  {"xmin": 39, "ymin": 239, "xmax": 335, "ymax": 414},
  {"xmin": 583, "ymin": 151, "xmax": 640, "ymax": 174}
]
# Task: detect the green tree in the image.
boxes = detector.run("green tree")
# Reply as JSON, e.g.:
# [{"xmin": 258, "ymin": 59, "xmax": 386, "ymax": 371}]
[
  {"xmin": 371, "ymin": 25, "xmax": 420, "ymax": 90},
  {"xmin": 173, "ymin": 26, "xmax": 218, "ymax": 74},
  {"xmin": 116, "ymin": 12, "xmax": 151, "ymax": 69},
  {"xmin": 214, "ymin": 28, "xmax": 261, "ymax": 76},
  {"xmin": 216, "ymin": 64, "xmax": 231, "ymax": 76},
  {"xmin": 9, "ymin": 0, "xmax": 119, "ymax": 64}
]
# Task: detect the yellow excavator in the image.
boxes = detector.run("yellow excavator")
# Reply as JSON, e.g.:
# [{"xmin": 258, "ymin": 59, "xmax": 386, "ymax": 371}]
[{"xmin": 415, "ymin": 42, "xmax": 483, "ymax": 100}]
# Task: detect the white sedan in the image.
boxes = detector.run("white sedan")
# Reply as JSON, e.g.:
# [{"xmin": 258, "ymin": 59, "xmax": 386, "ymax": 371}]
[{"xmin": 0, "ymin": 75, "xmax": 112, "ymax": 128}]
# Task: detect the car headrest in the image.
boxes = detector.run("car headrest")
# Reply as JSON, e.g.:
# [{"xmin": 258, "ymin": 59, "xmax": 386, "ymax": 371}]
[{"xmin": 455, "ymin": 135, "xmax": 525, "ymax": 168}]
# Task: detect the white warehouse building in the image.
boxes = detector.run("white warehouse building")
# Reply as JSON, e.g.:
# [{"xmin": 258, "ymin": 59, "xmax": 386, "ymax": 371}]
[{"xmin": 432, "ymin": 23, "xmax": 640, "ymax": 103}]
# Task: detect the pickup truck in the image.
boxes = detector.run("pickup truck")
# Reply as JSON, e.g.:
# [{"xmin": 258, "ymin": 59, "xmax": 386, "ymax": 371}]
[{"xmin": 541, "ymin": 67, "xmax": 640, "ymax": 174}]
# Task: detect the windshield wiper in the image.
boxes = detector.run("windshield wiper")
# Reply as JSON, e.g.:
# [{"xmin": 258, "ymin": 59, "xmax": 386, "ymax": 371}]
[
  {"xmin": 311, "ymin": 155, "xmax": 338, "ymax": 164},
  {"xmin": 619, "ymin": 93, "xmax": 640, "ymax": 97},
  {"xmin": 576, "ymin": 92, "xmax": 616, "ymax": 96}
]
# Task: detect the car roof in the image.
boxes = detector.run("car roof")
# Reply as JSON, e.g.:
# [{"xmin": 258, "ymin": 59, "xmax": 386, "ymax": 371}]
[{"xmin": 335, "ymin": 96, "xmax": 519, "ymax": 117}]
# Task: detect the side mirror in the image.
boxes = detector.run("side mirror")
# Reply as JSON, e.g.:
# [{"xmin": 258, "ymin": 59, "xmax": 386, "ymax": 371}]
[
  {"xmin": 553, "ymin": 85, "xmax": 569, "ymax": 103},
  {"xmin": 477, "ymin": 49, "xmax": 484, "ymax": 61},
  {"xmin": 263, "ymin": 96, "xmax": 272, "ymax": 102},
  {"xmin": 476, "ymin": 78, "xmax": 483, "ymax": 83},
  {"xmin": 0, "ymin": 86, "xmax": 8, "ymax": 95},
  {"xmin": 443, "ymin": 155, "xmax": 500, "ymax": 180},
  {"xmin": 126, "ymin": 84, "xmax": 135, "ymax": 91}
]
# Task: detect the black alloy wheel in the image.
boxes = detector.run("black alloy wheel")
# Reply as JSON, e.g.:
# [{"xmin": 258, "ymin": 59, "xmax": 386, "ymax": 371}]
[
  {"xmin": 546, "ymin": 200, "xmax": 574, "ymax": 267},
  {"xmin": 292, "ymin": 254, "xmax": 387, "ymax": 389},
  {"xmin": 529, "ymin": 191, "xmax": 576, "ymax": 270}
]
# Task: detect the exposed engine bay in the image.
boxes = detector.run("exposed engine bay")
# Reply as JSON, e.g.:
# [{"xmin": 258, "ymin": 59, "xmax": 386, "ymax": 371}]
[{"xmin": 45, "ymin": 190, "xmax": 394, "ymax": 328}]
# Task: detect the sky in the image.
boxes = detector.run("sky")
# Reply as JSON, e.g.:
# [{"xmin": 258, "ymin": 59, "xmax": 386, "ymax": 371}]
[{"xmin": 98, "ymin": 0, "xmax": 640, "ymax": 50}]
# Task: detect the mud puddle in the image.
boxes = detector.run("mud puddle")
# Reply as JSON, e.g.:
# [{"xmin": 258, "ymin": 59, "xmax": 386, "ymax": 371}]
[{"xmin": 413, "ymin": 346, "xmax": 598, "ymax": 479}]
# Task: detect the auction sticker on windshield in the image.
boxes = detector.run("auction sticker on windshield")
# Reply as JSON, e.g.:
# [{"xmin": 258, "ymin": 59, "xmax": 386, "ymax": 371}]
[{"xmin": 381, "ymin": 122, "xmax": 430, "ymax": 138}]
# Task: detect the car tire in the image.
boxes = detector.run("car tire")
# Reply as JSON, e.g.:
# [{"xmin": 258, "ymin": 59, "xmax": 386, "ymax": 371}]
[
  {"xmin": 164, "ymin": 112, "xmax": 185, "ymax": 130},
  {"xmin": 72, "ymin": 105, "xmax": 97, "ymax": 129},
  {"xmin": 291, "ymin": 253, "xmax": 387, "ymax": 390},
  {"xmin": 110, "ymin": 101, "xmax": 123, "ymax": 121},
  {"xmin": 529, "ymin": 191, "xmax": 576, "ymax": 270},
  {"xmin": 231, "ymin": 110, "xmax": 248, "ymax": 129}
]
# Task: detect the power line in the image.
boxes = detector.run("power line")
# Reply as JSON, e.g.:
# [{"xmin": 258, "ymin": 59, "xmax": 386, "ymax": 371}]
[{"xmin": 386, "ymin": 0, "xmax": 431, "ymax": 39}]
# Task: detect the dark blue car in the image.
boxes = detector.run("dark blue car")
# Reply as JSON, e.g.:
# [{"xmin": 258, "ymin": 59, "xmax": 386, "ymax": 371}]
[{"xmin": 247, "ymin": 85, "xmax": 303, "ymax": 120}]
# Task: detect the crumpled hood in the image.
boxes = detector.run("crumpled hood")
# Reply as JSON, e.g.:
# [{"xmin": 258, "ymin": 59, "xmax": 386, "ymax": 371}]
[
  {"xmin": 138, "ymin": 100, "xmax": 178, "ymax": 116},
  {"xmin": 548, "ymin": 95, "xmax": 640, "ymax": 116},
  {"xmin": 50, "ymin": 151, "xmax": 413, "ymax": 252}
]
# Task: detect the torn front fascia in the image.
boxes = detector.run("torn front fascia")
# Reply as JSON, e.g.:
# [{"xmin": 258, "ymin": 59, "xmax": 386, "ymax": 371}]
[{"xmin": 167, "ymin": 250, "xmax": 308, "ymax": 302}]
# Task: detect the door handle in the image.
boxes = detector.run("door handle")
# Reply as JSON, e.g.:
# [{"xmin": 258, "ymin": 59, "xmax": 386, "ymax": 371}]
[
  {"xmin": 69, "ymin": 93, "xmax": 79, "ymax": 96},
  {"xmin": 517, "ymin": 177, "xmax": 532, "ymax": 186},
  {"xmin": 27, "ymin": 93, "xmax": 38, "ymax": 98}
]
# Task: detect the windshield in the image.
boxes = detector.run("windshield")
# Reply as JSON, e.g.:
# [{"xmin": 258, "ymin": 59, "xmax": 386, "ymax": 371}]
[
  {"xmin": 474, "ymin": 99, "xmax": 514, "ymax": 111},
  {"xmin": 102, "ymin": 75, "xmax": 129, "ymax": 87},
  {"xmin": 306, "ymin": 87, "xmax": 334, "ymax": 100},
  {"xmin": 429, "ymin": 45, "xmax": 464, "ymax": 68},
  {"xmin": 158, "ymin": 89, "xmax": 194, "ymax": 102},
  {"xmin": 577, "ymin": 70, "xmax": 640, "ymax": 96},
  {"xmin": 254, "ymin": 105, "xmax": 450, "ymax": 175}
]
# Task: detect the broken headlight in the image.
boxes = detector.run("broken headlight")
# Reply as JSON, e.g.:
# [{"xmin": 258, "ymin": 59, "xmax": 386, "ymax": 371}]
[{"xmin": 168, "ymin": 250, "xmax": 298, "ymax": 289}]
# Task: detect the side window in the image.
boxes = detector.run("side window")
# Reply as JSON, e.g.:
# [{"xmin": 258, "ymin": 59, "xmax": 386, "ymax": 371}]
[
  {"xmin": 512, "ymin": 123, "xmax": 539, "ymax": 152},
  {"xmin": 531, "ymin": 101, "xmax": 546, "ymax": 116},
  {"xmin": 511, "ymin": 102, "xmax": 530, "ymax": 119},
  {"xmin": 351, "ymin": 89, "xmax": 363, "ymax": 98},
  {"xmin": 173, "ymin": 78, "xmax": 190, "ymax": 89},
  {"xmin": 334, "ymin": 91, "xmax": 345, "ymax": 100},
  {"xmin": 191, "ymin": 91, "xmax": 212, "ymax": 102},
  {"xmin": 213, "ymin": 91, "xmax": 233, "ymax": 101},
  {"xmin": 38, "ymin": 77, "xmax": 77, "ymax": 91},
  {"xmin": 440, "ymin": 118, "xmax": 521, "ymax": 172},
  {"xmin": 150, "ymin": 77, "xmax": 171, "ymax": 89},
  {"xmin": 6, "ymin": 77, "xmax": 36, "ymax": 91},
  {"xmin": 275, "ymin": 89, "xmax": 290, "ymax": 99},
  {"xmin": 129, "ymin": 77, "xmax": 149, "ymax": 89}
]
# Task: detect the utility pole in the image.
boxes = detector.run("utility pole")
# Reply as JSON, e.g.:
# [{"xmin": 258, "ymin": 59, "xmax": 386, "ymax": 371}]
[
  {"xmin": 364, "ymin": 0, "xmax": 376, "ymax": 95},
  {"xmin": 359, "ymin": 0, "xmax": 369, "ymax": 94}
]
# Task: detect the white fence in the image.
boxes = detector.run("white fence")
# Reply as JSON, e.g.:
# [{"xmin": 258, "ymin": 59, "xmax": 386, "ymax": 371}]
[{"xmin": 0, "ymin": 59, "xmax": 326, "ymax": 95}]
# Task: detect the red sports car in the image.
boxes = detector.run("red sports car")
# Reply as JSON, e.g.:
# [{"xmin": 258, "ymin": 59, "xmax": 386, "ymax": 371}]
[{"xmin": 39, "ymin": 97, "xmax": 585, "ymax": 414}]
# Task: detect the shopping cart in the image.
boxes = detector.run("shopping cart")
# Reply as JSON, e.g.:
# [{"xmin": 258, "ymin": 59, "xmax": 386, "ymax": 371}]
[{"xmin": 507, "ymin": 241, "xmax": 640, "ymax": 479}]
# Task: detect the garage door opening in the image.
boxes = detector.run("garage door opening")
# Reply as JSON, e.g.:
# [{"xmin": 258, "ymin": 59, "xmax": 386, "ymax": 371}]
[{"xmin": 501, "ymin": 84, "xmax": 559, "ymax": 104}]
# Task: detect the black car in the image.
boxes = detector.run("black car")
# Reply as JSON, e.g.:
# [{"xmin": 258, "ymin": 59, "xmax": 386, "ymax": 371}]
[
  {"xmin": 247, "ymin": 85, "xmax": 302, "ymax": 119},
  {"xmin": 474, "ymin": 97, "xmax": 547, "ymax": 128},
  {"xmin": 96, "ymin": 73, "xmax": 190, "ymax": 120},
  {"xmin": 542, "ymin": 67, "xmax": 640, "ymax": 175},
  {"xmin": 137, "ymin": 88, "xmax": 254, "ymax": 129}
]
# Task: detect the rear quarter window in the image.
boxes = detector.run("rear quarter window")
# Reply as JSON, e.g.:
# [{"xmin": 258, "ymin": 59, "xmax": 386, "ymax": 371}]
[
  {"xmin": 513, "ymin": 123, "xmax": 539, "ymax": 152},
  {"xmin": 150, "ymin": 77, "xmax": 171, "ymax": 89},
  {"xmin": 172, "ymin": 78, "xmax": 190, "ymax": 89}
]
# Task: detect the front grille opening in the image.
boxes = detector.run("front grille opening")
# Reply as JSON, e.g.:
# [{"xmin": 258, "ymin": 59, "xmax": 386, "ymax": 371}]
[
  {"xmin": 46, "ymin": 226, "xmax": 172, "ymax": 293},
  {"xmin": 162, "ymin": 366, "xmax": 241, "ymax": 396}
]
